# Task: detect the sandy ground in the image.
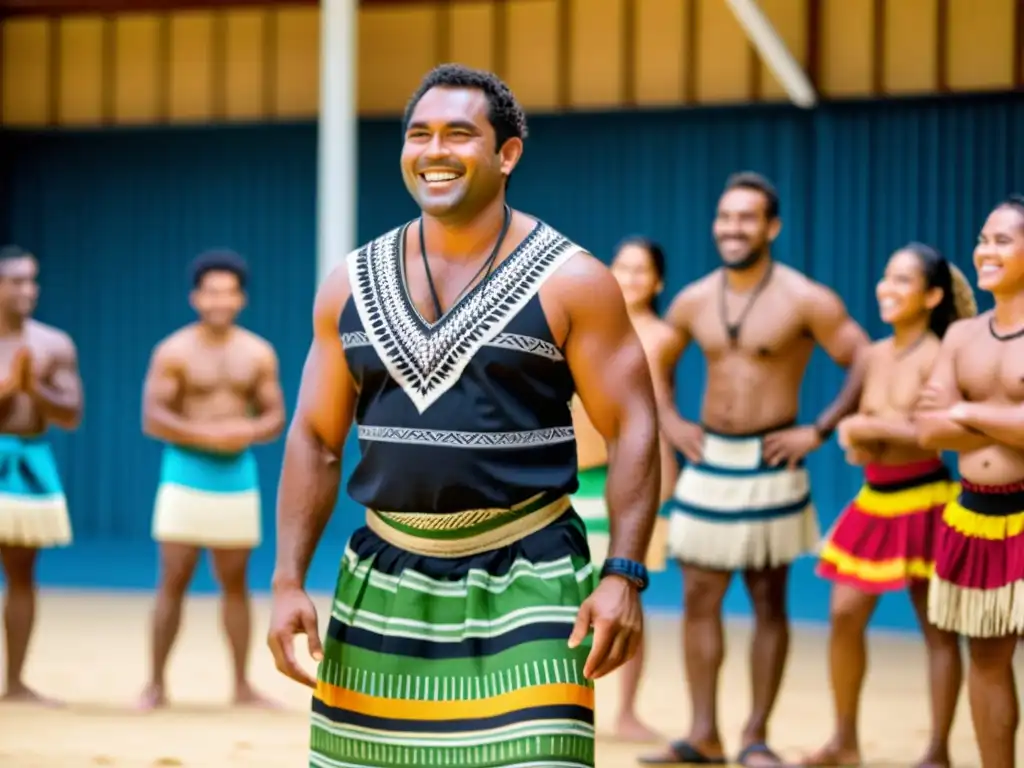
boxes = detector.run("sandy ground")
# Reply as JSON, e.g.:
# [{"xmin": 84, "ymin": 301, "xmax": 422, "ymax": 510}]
[{"xmin": 1, "ymin": 591, "xmax": 1020, "ymax": 767}]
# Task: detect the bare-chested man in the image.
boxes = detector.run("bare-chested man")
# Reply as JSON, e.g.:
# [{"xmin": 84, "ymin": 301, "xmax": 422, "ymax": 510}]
[
  {"xmin": 572, "ymin": 236, "xmax": 682, "ymax": 742},
  {"xmin": 138, "ymin": 250, "xmax": 285, "ymax": 710},
  {"xmin": 0, "ymin": 245, "xmax": 82, "ymax": 705},
  {"xmin": 641, "ymin": 173, "xmax": 870, "ymax": 767},
  {"xmin": 916, "ymin": 194, "xmax": 1024, "ymax": 768}
]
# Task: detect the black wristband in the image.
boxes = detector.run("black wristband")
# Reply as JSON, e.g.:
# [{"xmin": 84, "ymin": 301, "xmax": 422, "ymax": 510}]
[
  {"xmin": 814, "ymin": 422, "xmax": 834, "ymax": 441},
  {"xmin": 599, "ymin": 557, "xmax": 650, "ymax": 592}
]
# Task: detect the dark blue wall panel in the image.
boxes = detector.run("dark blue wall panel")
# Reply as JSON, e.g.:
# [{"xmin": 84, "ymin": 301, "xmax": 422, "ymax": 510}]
[
  {"xmin": 0, "ymin": 138, "xmax": 12, "ymax": 242},
  {"xmin": 5, "ymin": 94, "xmax": 1023, "ymax": 630},
  {"xmin": 6, "ymin": 126, "xmax": 318, "ymax": 541}
]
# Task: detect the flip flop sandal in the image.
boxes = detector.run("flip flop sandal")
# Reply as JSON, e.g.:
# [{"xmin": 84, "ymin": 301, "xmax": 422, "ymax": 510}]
[
  {"xmin": 737, "ymin": 742, "xmax": 787, "ymax": 767},
  {"xmin": 638, "ymin": 739, "xmax": 728, "ymax": 765}
]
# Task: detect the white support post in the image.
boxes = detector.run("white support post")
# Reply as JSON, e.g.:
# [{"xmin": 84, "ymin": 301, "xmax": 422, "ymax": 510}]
[
  {"xmin": 316, "ymin": 0, "xmax": 358, "ymax": 284},
  {"xmin": 723, "ymin": 0, "xmax": 818, "ymax": 108}
]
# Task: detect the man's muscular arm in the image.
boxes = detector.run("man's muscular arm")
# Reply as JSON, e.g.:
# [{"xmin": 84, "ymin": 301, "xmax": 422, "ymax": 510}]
[
  {"xmin": 561, "ymin": 254, "xmax": 660, "ymax": 564},
  {"xmin": 950, "ymin": 403, "xmax": 1024, "ymax": 449},
  {"xmin": 559, "ymin": 253, "xmax": 658, "ymax": 680},
  {"xmin": 31, "ymin": 333, "xmax": 83, "ymax": 429},
  {"xmin": 658, "ymin": 288, "xmax": 695, "ymax": 415},
  {"xmin": 272, "ymin": 266, "xmax": 355, "ymax": 592},
  {"xmin": 916, "ymin": 320, "xmax": 992, "ymax": 452},
  {"xmin": 655, "ymin": 285, "xmax": 703, "ymax": 461},
  {"xmin": 267, "ymin": 266, "xmax": 354, "ymax": 688},
  {"xmin": 142, "ymin": 343, "xmax": 222, "ymax": 447},
  {"xmin": 248, "ymin": 344, "xmax": 286, "ymax": 444},
  {"xmin": 804, "ymin": 282, "xmax": 871, "ymax": 435}
]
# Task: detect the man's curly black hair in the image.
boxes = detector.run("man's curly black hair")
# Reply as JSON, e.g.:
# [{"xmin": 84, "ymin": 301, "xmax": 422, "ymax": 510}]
[
  {"xmin": 0, "ymin": 245, "xmax": 31, "ymax": 264},
  {"xmin": 402, "ymin": 63, "xmax": 528, "ymax": 151},
  {"xmin": 189, "ymin": 249, "xmax": 249, "ymax": 291},
  {"xmin": 0, "ymin": 244, "xmax": 34, "ymax": 278},
  {"xmin": 723, "ymin": 171, "xmax": 780, "ymax": 220}
]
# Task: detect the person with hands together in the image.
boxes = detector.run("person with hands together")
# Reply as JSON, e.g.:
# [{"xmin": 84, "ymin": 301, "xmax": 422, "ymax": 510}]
[
  {"xmin": 268, "ymin": 64, "xmax": 660, "ymax": 768},
  {"xmin": 137, "ymin": 250, "xmax": 285, "ymax": 711},
  {"xmin": 643, "ymin": 173, "xmax": 870, "ymax": 767},
  {"xmin": 915, "ymin": 195, "xmax": 1024, "ymax": 768},
  {"xmin": 0, "ymin": 246, "xmax": 82, "ymax": 705},
  {"xmin": 807, "ymin": 243, "xmax": 977, "ymax": 768}
]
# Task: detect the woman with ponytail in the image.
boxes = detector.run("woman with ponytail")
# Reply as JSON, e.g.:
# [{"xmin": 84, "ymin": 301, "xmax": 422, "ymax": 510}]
[
  {"xmin": 805, "ymin": 243, "xmax": 976, "ymax": 768},
  {"xmin": 570, "ymin": 236, "xmax": 682, "ymax": 743}
]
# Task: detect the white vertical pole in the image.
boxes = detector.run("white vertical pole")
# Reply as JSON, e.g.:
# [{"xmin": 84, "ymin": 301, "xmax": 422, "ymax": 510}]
[{"xmin": 317, "ymin": 0, "xmax": 358, "ymax": 284}]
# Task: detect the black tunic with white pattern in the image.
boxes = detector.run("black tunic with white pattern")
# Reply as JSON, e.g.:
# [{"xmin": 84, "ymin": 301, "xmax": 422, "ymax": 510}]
[{"xmin": 339, "ymin": 219, "xmax": 583, "ymax": 515}]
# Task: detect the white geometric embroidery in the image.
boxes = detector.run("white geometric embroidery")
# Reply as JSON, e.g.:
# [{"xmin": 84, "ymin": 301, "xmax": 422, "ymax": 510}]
[
  {"xmin": 346, "ymin": 222, "xmax": 580, "ymax": 414},
  {"xmin": 341, "ymin": 331, "xmax": 563, "ymax": 362},
  {"xmin": 486, "ymin": 333, "xmax": 564, "ymax": 361},
  {"xmin": 340, "ymin": 332, "xmax": 369, "ymax": 347},
  {"xmin": 358, "ymin": 425, "xmax": 576, "ymax": 449}
]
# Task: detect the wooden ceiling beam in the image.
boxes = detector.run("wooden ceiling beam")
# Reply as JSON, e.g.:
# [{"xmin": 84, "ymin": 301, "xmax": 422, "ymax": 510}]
[{"xmin": 0, "ymin": 0, "xmax": 445, "ymax": 18}]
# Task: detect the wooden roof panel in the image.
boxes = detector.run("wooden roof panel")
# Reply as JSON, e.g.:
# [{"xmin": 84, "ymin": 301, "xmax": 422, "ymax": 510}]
[{"xmin": 0, "ymin": 0, "xmax": 444, "ymax": 16}]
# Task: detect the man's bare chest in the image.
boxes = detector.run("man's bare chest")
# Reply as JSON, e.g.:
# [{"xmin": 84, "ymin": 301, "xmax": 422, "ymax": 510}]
[
  {"xmin": 182, "ymin": 350, "xmax": 259, "ymax": 395},
  {"xmin": 690, "ymin": 302, "xmax": 808, "ymax": 358},
  {"xmin": 957, "ymin": 333, "xmax": 1024, "ymax": 403}
]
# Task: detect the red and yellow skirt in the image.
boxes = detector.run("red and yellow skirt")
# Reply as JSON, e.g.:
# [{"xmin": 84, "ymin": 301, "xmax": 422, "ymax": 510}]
[
  {"xmin": 817, "ymin": 459, "xmax": 956, "ymax": 594},
  {"xmin": 928, "ymin": 479, "xmax": 1024, "ymax": 638}
]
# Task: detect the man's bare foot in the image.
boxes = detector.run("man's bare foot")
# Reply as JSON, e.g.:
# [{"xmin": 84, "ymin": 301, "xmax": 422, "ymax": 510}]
[
  {"xmin": 1, "ymin": 683, "xmax": 64, "ymax": 707},
  {"xmin": 738, "ymin": 742, "xmax": 786, "ymax": 767},
  {"xmin": 234, "ymin": 684, "xmax": 282, "ymax": 709},
  {"xmin": 913, "ymin": 746, "xmax": 951, "ymax": 768},
  {"xmin": 801, "ymin": 740, "xmax": 861, "ymax": 766},
  {"xmin": 613, "ymin": 712, "xmax": 661, "ymax": 743},
  {"xmin": 136, "ymin": 683, "xmax": 168, "ymax": 712}
]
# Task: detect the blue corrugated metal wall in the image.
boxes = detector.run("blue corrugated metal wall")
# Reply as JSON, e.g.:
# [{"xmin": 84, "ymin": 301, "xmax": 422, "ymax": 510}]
[
  {"xmin": 4, "ymin": 94, "xmax": 1022, "ymax": 626},
  {"xmin": 0, "ymin": 140, "xmax": 12, "ymax": 241},
  {"xmin": 6, "ymin": 126, "xmax": 318, "ymax": 541}
]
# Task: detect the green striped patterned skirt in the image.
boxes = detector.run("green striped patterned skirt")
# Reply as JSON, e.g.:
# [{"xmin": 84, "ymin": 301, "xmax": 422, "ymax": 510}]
[{"xmin": 311, "ymin": 493, "xmax": 598, "ymax": 768}]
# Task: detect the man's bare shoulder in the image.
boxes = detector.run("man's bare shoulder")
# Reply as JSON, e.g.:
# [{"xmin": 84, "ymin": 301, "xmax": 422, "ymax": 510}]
[
  {"xmin": 775, "ymin": 265, "xmax": 854, "ymax": 325},
  {"xmin": 678, "ymin": 271, "xmax": 719, "ymax": 298},
  {"xmin": 26, "ymin": 319, "xmax": 76, "ymax": 353},
  {"xmin": 943, "ymin": 312, "xmax": 989, "ymax": 345},
  {"xmin": 316, "ymin": 261, "xmax": 354, "ymax": 327},
  {"xmin": 150, "ymin": 326, "xmax": 196, "ymax": 365},
  {"xmin": 233, "ymin": 328, "xmax": 278, "ymax": 361},
  {"xmin": 323, "ymin": 259, "xmax": 354, "ymax": 295},
  {"xmin": 552, "ymin": 246, "xmax": 602, "ymax": 274},
  {"xmin": 777, "ymin": 264, "xmax": 836, "ymax": 300},
  {"xmin": 665, "ymin": 271, "xmax": 717, "ymax": 323},
  {"xmin": 547, "ymin": 249, "xmax": 619, "ymax": 300},
  {"xmin": 541, "ymin": 250, "xmax": 627, "ymax": 346}
]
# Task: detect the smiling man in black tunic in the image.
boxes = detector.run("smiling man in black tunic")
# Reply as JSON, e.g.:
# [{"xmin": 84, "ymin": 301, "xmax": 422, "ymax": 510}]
[{"xmin": 266, "ymin": 64, "xmax": 663, "ymax": 768}]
